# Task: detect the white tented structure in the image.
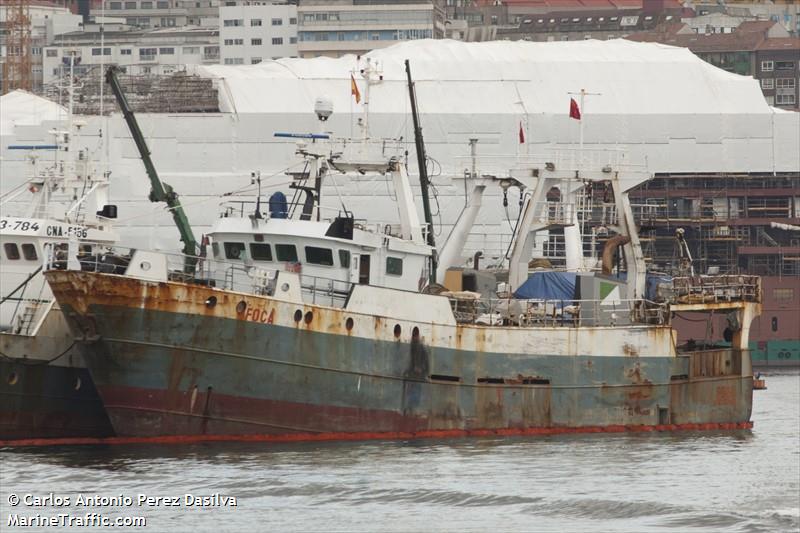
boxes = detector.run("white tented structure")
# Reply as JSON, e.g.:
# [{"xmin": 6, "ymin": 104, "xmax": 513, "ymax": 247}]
[
  {"xmin": 2, "ymin": 39, "xmax": 798, "ymax": 260},
  {"xmin": 0, "ymin": 90, "xmax": 66, "ymax": 136}
]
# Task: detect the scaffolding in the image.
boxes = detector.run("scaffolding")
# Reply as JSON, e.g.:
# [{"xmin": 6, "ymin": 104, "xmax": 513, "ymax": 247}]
[
  {"xmin": 40, "ymin": 66, "xmax": 220, "ymax": 115},
  {"xmin": 1, "ymin": 0, "xmax": 32, "ymax": 94},
  {"xmin": 631, "ymin": 173, "xmax": 800, "ymax": 277}
]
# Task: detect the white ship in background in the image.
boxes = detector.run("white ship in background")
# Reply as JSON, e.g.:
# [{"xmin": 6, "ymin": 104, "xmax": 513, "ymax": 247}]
[{"xmin": 0, "ymin": 69, "xmax": 117, "ymax": 439}]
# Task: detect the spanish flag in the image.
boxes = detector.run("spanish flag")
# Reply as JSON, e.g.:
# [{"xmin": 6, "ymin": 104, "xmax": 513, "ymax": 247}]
[{"xmin": 351, "ymin": 73, "xmax": 361, "ymax": 104}]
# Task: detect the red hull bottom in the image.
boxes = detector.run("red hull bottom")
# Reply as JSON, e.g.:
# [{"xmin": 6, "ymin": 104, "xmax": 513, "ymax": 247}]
[{"xmin": 0, "ymin": 421, "xmax": 754, "ymax": 448}]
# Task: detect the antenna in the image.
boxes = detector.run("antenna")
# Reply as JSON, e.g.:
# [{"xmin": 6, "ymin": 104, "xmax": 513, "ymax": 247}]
[{"xmin": 252, "ymin": 171, "xmax": 263, "ymax": 219}]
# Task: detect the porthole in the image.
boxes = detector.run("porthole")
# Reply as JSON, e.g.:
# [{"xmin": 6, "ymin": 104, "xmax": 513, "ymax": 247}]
[
  {"xmin": 304, "ymin": 311, "xmax": 313, "ymax": 324},
  {"xmin": 294, "ymin": 310, "xmax": 303, "ymax": 322},
  {"xmin": 7, "ymin": 372, "xmax": 18, "ymax": 386},
  {"xmin": 393, "ymin": 324, "xmax": 401, "ymax": 338},
  {"xmin": 345, "ymin": 317, "xmax": 354, "ymax": 331},
  {"xmin": 236, "ymin": 300, "xmax": 247, "ymax": 314},
  {"xmin": 281, "ymin": 282, "xmax": 290, "ymax": 292},
  {"xmin": 205, "ymin": 296, "xmax": 217, "ymax": 308},
  {"xmin": 140, "ymin": 261, "xmax": 151, "ymax": 271}
]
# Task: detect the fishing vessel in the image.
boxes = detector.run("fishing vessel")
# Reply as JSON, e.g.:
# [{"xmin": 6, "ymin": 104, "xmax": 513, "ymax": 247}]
[
  {"xmin": 41, "ymin": 65, "xmax": 761, "ymax": 440},
  {"xmin": 0, "ymin": 89, "xmax": 118, "ymax": 439}
]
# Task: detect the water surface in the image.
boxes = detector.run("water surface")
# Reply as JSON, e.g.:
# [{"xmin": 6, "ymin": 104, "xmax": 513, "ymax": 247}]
[{"xmin": 2, "ymin": 372, "xmax": 798, "ymax": 532}]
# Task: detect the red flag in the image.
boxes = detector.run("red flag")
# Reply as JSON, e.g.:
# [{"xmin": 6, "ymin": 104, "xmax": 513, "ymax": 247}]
[
  {"xmin": 350, "ymin": 73, "xmax": 361, "ymax": 104},
  {"xmin": 569, "ymin": 98, "xmax": 581, "ymax": 120},
  {"xmin": 518, "ymin": 121, "xmax": 525, "ymax": 144}
]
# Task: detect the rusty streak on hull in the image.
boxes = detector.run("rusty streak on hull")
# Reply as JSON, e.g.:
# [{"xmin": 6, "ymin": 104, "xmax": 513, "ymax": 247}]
[{"xmin": 45, "ymin": 270, "xmax": 754, "ymax": 440}]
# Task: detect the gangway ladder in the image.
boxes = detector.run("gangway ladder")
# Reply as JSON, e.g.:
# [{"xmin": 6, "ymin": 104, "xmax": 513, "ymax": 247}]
[{"xmin": 15, "ymin": 301, "xmax": 46, "ymax": 335}]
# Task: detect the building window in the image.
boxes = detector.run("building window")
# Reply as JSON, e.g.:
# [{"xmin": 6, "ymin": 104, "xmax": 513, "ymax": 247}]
[
  {"xmin": 272, "ymin": 37, "xmax": 283, "ymax": 45},
  {"xmin": 141, "ymin": 0, "xmax": 152, "ymax": 8},
  {"xmin": 251, "ymin": 57, "xmax": 262, "ymax": 64},
  {"xmin": 3, "ymin": 243, "xmax": 20, "ymax": 260},
  {"xmin": 251, "ymin": 38, "xmax": 262, "ymax": 45},
  {"xmin": 223, "ymin": 19, "xmax": 243, "ymax": 26},
  {"xmin": 139, "ymin": 47, "xmax": 157, "ymax": 57},
  {"xmin": 46, "ymin": 49, "xmax": 58, "ymax": 57},
  {"xmin": 773, "ymin": 288, "xmax": 795, "ymax": 303},
  {"xmin": 289, "ymin": 36, "xmax": 297, "ymax": 44},
  {"xmin": 761, "ymin": 60, "xmax": 774, "ymax": 72},
  {"xmin": 272, "ymin": 18, "xmax": 282, "ymax": 26},
  {"xmin": 386, "ymin": 257, "xmax": 403, "ymax": 276},
  {"xmin": 159, "ymin": 47, "xmax": 174, "ymax": 55},
  {"xmin": 224, "ymin": 39, "xmax": 244, "ymax": 45},
  {"xmin": 182, "ymin": 46, "xmax": 199, "ymax": 54},
  {"xmin": 775, "ymin": 61, "xmax": 795, "ymax": 71},
  {"xmin": 125, "ymin": 1, "xmax": 136, "ymax": 8},
  {"xmin": 224, "ymin": 242, "xmax": 245, "ymax": 259},
  {"xmin": 109, "ymin": 1, "xmax": 121, "ymax": 9},
  {"xmin": 223, "ymin": 57, "xmax": 244, "ymax": 64},
  {"xmin": 21, "ymin": 243, "xmax": 38, "ymax": 261},
  {"xmin": 776, "ymin": 78, "xmax": 796, "ymax": 105},
  {"xmin": 289, "ymin": 17, "xmax": 297, "ymax": 25},
  {"xmin": 156, "ymin": 0, "xmax": 168, "ymax": 7},
  {"xmin": 32, "ymin": 47, "xmax": 42, "ymax": 55},
  {"xmin": 761, "ymin": 78, "xmax": 774, "ymax": 90},
  {"xmin": 121, "ymin": 49, "xmax": 132, "ymax": 55},
  {"xmin": 276, "ymin": 244, "xmax": 298, "ymax": 263},
  {"xmin": 251, "ymin": 18, "xmax": 261, "ymax": 26},
  {"xmin": 249, "ymin": 243, "xmax": 272, "ymax": 261},
  {"xmin": 305, "ymin": 246, "xmax": 334, "ymax": 266}
]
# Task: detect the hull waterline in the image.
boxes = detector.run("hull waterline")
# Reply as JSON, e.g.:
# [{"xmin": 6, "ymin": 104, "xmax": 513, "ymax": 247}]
[{"xmin": 46, "ymin": 271, "xmax": 754, "ymax": 441}]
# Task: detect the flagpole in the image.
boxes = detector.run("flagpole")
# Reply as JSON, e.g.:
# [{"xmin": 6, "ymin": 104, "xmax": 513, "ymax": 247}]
[
  {"xmin": 568, "ymin": 88, "xmax": 601, "ymax": 166},
  {"xmin": 579, "ymin": 88, "xmax": 585, "ymax": 153}
]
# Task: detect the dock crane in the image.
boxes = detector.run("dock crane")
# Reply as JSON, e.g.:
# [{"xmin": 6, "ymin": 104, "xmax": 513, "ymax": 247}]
[{"xmin": 105, "ymin": 66, "xmax": 197, "ymax": 273}]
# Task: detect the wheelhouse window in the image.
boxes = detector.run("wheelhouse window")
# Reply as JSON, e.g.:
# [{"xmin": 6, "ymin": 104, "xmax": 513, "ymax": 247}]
[
  {"xmin": 276, "ymin": 244, "xmax": 298, "ymax": 262},
  {"xmin": 224, "ymin": 242, "xmax": 245, "ymax": 260},
  {"xmin": 21, "ymin": 243, "xmax": 38, "ymax": 261},
  {"xmin": 338, "ymin": 249, "xmax": 351, "ymax": 268},
  {"xmin": 3, "ymin": 243, "xmax": 20, "ymax": 260},
  {"xmin": 249, "ymin": 243, "xmax": 272, "ymax": 261},
  {"xmin": 386, "ymin": 257, "xmax": 403, "ymax": 276},
  {"xmin": 305, "ymin": 246, "xmax": 333, "ymax": 266}
]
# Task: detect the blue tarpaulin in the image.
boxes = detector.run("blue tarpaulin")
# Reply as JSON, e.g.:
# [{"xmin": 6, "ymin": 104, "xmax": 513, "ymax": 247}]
[{"xmin": 513, "ymin": 272, "xmax": 577, "ymax": 301}]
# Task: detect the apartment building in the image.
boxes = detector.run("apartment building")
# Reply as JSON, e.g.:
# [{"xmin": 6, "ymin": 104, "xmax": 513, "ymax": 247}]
[
  {"xmin": 42, "ymin": 25, "xmax": 219, "ymax": 85},
  {"xmin": 0, "ymin": 1, "xmax": 82, "ymax": 93},
  {"xmin": 218, "ymin": 2, "xmax": 298, "ymax": 65},
  {"xmin": 296, "ymin": 0, "xmax": 445, "ymax": 59},
  {"xmin": 91, "ymin": 0, "xmax": 221, "ymax": 30}
]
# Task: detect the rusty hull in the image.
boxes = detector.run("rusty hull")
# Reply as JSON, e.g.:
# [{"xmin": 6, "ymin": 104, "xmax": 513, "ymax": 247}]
[{"xmin": 45, "ymin": 270, "xmax": 754, "ymax": 438}]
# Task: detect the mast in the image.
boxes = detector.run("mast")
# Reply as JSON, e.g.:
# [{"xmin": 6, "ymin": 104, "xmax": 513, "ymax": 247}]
[
  {"xmin": 105, "ymin": 66, "xmax": 197, "ymax": 272},
  {"xmin": 404, "ymin": 59, "xmax": 437, "ymax": 284}
]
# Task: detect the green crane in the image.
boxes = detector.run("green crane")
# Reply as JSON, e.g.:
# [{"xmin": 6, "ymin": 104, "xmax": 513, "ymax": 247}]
[{"xmin": 105, "ymin": 66, "xmax": 197, "ymax": 273}]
